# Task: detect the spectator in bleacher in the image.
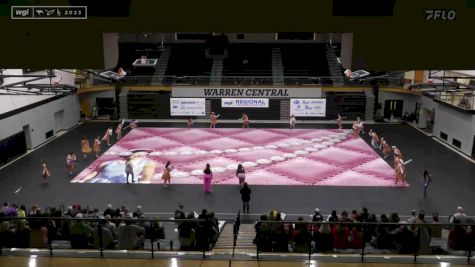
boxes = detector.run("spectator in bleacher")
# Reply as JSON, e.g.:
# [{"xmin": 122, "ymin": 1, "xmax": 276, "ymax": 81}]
[
  {"xmin": 104, "ymin": 215, "xmax": 118, "ymax": 239},
  {"xmin": 448, "ymin": 219, "xmax": 470, "ymax": 250},
  {"xmin": 388, "ymin": 212, "xmax": 400, "ymax": 231},
  {"xmin": 69, "ymin": 213, "xmax": 93, "ymax": 248},
  {"xmin": 254, "ymin": 214, "xmax": 272, "ymax": 252},
  {"xmin": 17, "ymin": 205, "xmax": 27, "ymax": 218},
  {"xmin": 350, "ymin": 210, "xmax": 359, "ymax": 222},
  {"xmin": 117, "ymin": 216, "xmax": 145, "ymax": 250},
  {"xmin": 240, "ymin": 182, "xmax": 251, "ymax": 214},
  {"xmin": 1, "ymin": 202, "xmax": 8, "ymax": 214},
  {"xmin": 103, "ymin": 204, "xmax": 114, "ymax": 217},
  {"xmin": 407, "ymin": 210, "xmax": 417, "ymax": 224},
  {"xmin": 314, "ymin": 223, "xmax": 334, "ymax": 252},
  {"xmin": 395, "ymin": 222, "xmax": 416, "ymax": 254},
  {"xmin": 415, "ymin": 212, "xmax": 432, "ymax": 254},
  {"xmin": 328, "ymin": 210, "xmax": 338, "ymax": 222},
  {"xmin": 450, "ymin": 206, "xmax": 467, "ymax": 224},
  {"xmin": 430, "ymin": 212, "xmax": 442, "ymax": 238},
  {"xmin": 179, "ymin": 212, "xmax": 197, "ymax": 250},
  {"xmin": 373, "ymin": 215, "xmax": 392, "ymax": 249},
  {"xmin": 13, "ymin": 220, "xmax": 31, "ymax": 248},
  {"xmin": 145, "ymin": 218, "xmax": 165, "ymax": 241},
  {"xmin": 133, "ymin": 205, "xmax": 143, "ymax": 218},
  {"xmin": 271, "ymin": 213, "xmax": 290, "ymax": 252},
  {"xmin": 359, "ymin": 207, "xmax": 369, "ymax": 222},
  {"xmin": 30, "ymin": 219, "xmax": 48, "ymax": 248},
  {"xmin": 0, "ymin": 221, "xmax": 14, "ymax": 248},
  {"xmin": 174, "ymin": 203, "xmax": 186, "ymax": 221},
  {"xmin": 93, "ymin": 220, "xmax": 116, "ymax": 249},
  {"xmin": 312, "ymin": 208, "xmax": 323, "ymax": 222},
  {"xmin": 292, "ymin": 217, "xmax": 311, "ymax": 253}
]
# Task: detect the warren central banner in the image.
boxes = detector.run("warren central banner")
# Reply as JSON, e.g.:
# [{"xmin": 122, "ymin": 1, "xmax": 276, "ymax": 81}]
[
  {"xmin": 172, "ymin": 86, "xmax": 322, "ymax": 98},
  {"xmin": 221, "ymin": 98, "xmax": 269, "ymax": 108},
  {"xmin": 290, "ymin": 99, "xmax": 327, "ymax": 117},
  {"xmin": 170, "ymin": 98, "xmax": 206, "ymax": 116}
]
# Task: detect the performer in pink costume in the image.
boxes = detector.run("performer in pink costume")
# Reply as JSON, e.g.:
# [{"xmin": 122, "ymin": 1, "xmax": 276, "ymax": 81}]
[
  {"xmin": 102, "ymin": 127, "xmax": 113, "ymax": 146},
  {"xmin": 203, "ymin": 163, "xmax": 213, "ymax": 193},
  {"xmin": 240, "ymin": 113, "xmax": 250, "ymax": 128},
  {"xmin": 337, "ymin": 114, "xmax": 343, "ymax": 129},
  {"xmin": 380, "ymin": 138, "xmax": 392, "ymax": 158}
]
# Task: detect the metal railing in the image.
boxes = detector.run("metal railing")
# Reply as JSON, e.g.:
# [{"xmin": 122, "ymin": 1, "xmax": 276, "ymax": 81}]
[
  {"xmin": 253, "ymin": 220, "xmax": 475, "ymax": 264},
  {"xmin": 0, "ymin": 216, "xmax": 212, "ymax": 259},
  {"xmin": 432, "ymin": 91, "xmax": 475, "ymax": 111},
  {"xmin": 92, "ymin": 75, "xmax": 405, "ymax": 88}
]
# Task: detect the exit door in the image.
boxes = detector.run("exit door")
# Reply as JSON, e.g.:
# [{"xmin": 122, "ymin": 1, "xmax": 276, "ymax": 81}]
[{"xmin": 384, "ymin": 100, "xmax": 403, "ymax": 119}]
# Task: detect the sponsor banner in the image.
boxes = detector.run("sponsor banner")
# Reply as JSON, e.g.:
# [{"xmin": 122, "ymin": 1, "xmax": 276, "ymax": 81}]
[
  {"xmin": 172, "ymin": 86, "xmax": 321, "ymax": 98},
  {"xmin": 170, "ymin": 98, "xmax": 206, "ymax": 116},
  {"xmin": 290, "ymin": 99, "xmax": 327, "ymax": 117},
  {"xmin": 221, "ymin": 98, "xmax": 269, "ymax": 108}
]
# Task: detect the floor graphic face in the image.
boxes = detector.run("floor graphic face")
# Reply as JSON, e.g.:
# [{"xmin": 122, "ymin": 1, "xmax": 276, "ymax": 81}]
[{"xmin": 71, "ymin": 128, "xmax": 405, "ymax": 187}]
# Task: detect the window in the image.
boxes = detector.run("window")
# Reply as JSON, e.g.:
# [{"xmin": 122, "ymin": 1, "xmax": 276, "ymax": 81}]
[
  {"xmin": 452, "ymin": 138, "xmax": 462, "ymax": 149},
  {"xmin": 440, "ymin": 132, "xmax": 448, "ymax": 141}
]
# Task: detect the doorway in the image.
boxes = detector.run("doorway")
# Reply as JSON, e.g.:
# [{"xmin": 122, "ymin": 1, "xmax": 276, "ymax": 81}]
[
  {"xmin": 384, "ymin": 100, "xmax": 403, "ymax": 119},
  {"xmin": 54, "ymin": 110, "xmax": 65, "ymax": 134},
  {"xmin": 22, "ymin": 125, "xmax": 32, "ymax": 150}
]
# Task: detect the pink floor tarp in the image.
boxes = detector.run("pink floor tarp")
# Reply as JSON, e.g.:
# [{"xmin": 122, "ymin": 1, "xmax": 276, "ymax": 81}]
[{"xmin": 71, "ymin": 128, "xmax": 406, "ymax": 187}]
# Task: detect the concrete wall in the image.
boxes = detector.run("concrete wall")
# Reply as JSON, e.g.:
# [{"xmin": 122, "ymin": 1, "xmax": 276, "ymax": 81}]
[
  {"xmin": 432, "ymin": 103, "xmax": 475, "ymax": 156},
  {"xmin": 0, "ymin": 95, "xmax": 53, "ymax": 114},
  {"xmin": 0, "ymin": 94, "xmax": 80, "ymax": 149}
]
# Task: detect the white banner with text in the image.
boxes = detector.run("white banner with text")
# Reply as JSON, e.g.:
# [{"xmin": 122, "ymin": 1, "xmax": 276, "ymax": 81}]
[
  {"xmin": 221, "ymin": 98, "xmax": 269, "ymax": 108},
  {"xmin": 172, "ymin": 86, "xmax": 322, "ymax": 98},
  {"xmin": 290, "ymin": 99, "xmax": 327, "ymax": 117},
  {"xmin": 170, "ymin": 98, "xmax": 206, "ymax": 116}
]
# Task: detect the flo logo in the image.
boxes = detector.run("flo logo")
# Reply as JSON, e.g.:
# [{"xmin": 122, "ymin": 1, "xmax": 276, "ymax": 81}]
[{"xmin": 424, "ymin": 9, "xmax": 456, "ymax": 21}]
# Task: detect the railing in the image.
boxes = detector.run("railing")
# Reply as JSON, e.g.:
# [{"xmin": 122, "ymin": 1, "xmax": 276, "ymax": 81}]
[
  {"xmin": 232, "ymin": 210, "xmax": 241, "ymax": 257},
  {"xmin": 0, "ymin": 216, "xmax": 214, "ymax": 259},
  {"xmin": 92, "ymin": 75, "xmax": 405, "ymax": 87},
  {"xmin": 253, "ymin": 220, "xmax": 475, "ymax": 264},
  {"xmin": 430, "ymin": 90, "xmax": 475, "ymax": 111}
]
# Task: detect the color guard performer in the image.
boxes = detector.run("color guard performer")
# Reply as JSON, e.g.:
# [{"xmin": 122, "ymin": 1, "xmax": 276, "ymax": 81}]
[
  {"xmin": 337, "ymin": 114, "xmax": 343, "ymax": 129},
  {"xmin": 130, "ymin": 119, "xmax": 139, "ymax": 129},
  {"xmin": 394, "ymin": 158, "xmax": 407, "ymax": 185},
  {"xmin": 210, "ymin": 112, "xmax": 219, "ymax": 128},
  {"xmin": 379, "ymin": 138, "xmax": 392, "ymax": 158},
  {"xmin": 187, "ymin": 118, "xmax": 195, "ymax": 128},
  {"xmin": 161, "ymin": 161, "xmax": 174, "ymax": 187},
  {"xmin": 81, "ymin": 136, "xmax": 92, "ymax": 159},
  {"xmin": 66, "ymin": 152, "xmax": 77, "ymax": 175},
  {"xmin": 357, "ymin": 117, "xmax": 365, "ymax": 134},
  {"xmin": 392, "ymin": 145, "xmax": 403, "ymax": 167},
  {"xmin": 352, "ymin": 120, "xmax": 360, "ymax": 137},
  {"xmin": 41, "ymin": 161, "xmax": 51, "ymax": 183},
  {"xmin": 289, "ymin": 114, "xmax": 296, "ymax": 129},
  {"xmin": 240, "ymin": 113, "xmax": 250, "ymax": 128},
  {"xmin": 93, "ymin": 137, "xmax": 101, "ymax": 158},
  {"xmin": 116, "ymin": 119, "xmax": 125, "ymax": 140},
  {"xmin": 102, "ymin": 126, "xmax": 113, "ymax": 146},
  {"xmin": 369, "ymin": 129, "xmax": 380, "ymax": 148}
]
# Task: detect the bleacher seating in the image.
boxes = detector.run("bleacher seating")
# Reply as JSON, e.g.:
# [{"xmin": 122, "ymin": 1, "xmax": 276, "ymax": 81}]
[
  {"xmin": 280, "ymin": 44, "xmax": 331, "ymax": 77},
  {"xmin": 165, "ymin": 44, "xmax": 212, "ymax": 78},
  {"xmin": 222, "ymin": 44, "xmax": 272, "ymax": 77}
]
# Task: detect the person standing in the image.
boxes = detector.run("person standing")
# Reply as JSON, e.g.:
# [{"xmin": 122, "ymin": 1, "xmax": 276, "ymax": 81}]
[
  {"xmin": 203, "ymin": 163, "xmax": 213, "ymax": 193},
  {"xmin": 125, "ymin": 157, "xmax": 134, "ymax": 184},
  {"xmin": 394, "ymin": 158, "xmax": 406, "ymax": 185},
  {"xmin": 116, "ymin": 120, "xmax": 125, "ymax": 140},
  {"xmin": 81, "ymin": 137, "xmax": 92, "ymax": 159},
  {"xmin": 130, "ymin": 119, "xmax": 139, "ymax": 129},
  {"xmin": 289, "ymin": 115, "xmax": 296, "ymax": 129},
  {"xmin": 93, "ymin": 137, "xmax": 101, "ymax": 158},
  {"xmin": 380, "ymin": 138, "xmax": 392, "ymax": 159},
  {"xmin": 236, "ymin": 164, "xmax": 246, "ymax": 187},
  {"xmin": 240, "ymin": 182, "xmax": 251, "ymax": 214},
  {"xmin": 187, "ymin": 118, "xmax": 194, "ymax": 128},
  {"xmin": 210, "ymin": 112, "xmax": 218, "ymax": 128},
  {"xmin": 337, "ymin": 114, "xmax": 343, "ymax": 129},
  {"xmin": 102, "ymin": 127, "xmax": 113, "ymax": 146},
  {"xmin": 161, "ymin": 161, "xmax": 173, "ymax": 187},
  {"xmin": 66, "ymin": 152, "xmax": 77, "ymax": 175},
  {"xmin": 92, "ymin": 105, "xmax": 98, "ymax": 119},
  {"xmin": 41, "ymin": 161, "xmax": 50, "ymax": 183},
  {"xmin": 241, "ymin": 113, "xmax": 250, "ymax": 128},
  {"xmin": 421, "ymin": 170, "xmax": 431, "ymax": 198}
]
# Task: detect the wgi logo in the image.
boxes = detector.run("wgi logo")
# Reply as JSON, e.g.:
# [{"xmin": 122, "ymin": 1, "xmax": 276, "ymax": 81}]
[{"xmin": 424, "ymin": 9, "xmax": 456, "ymax": 21}]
